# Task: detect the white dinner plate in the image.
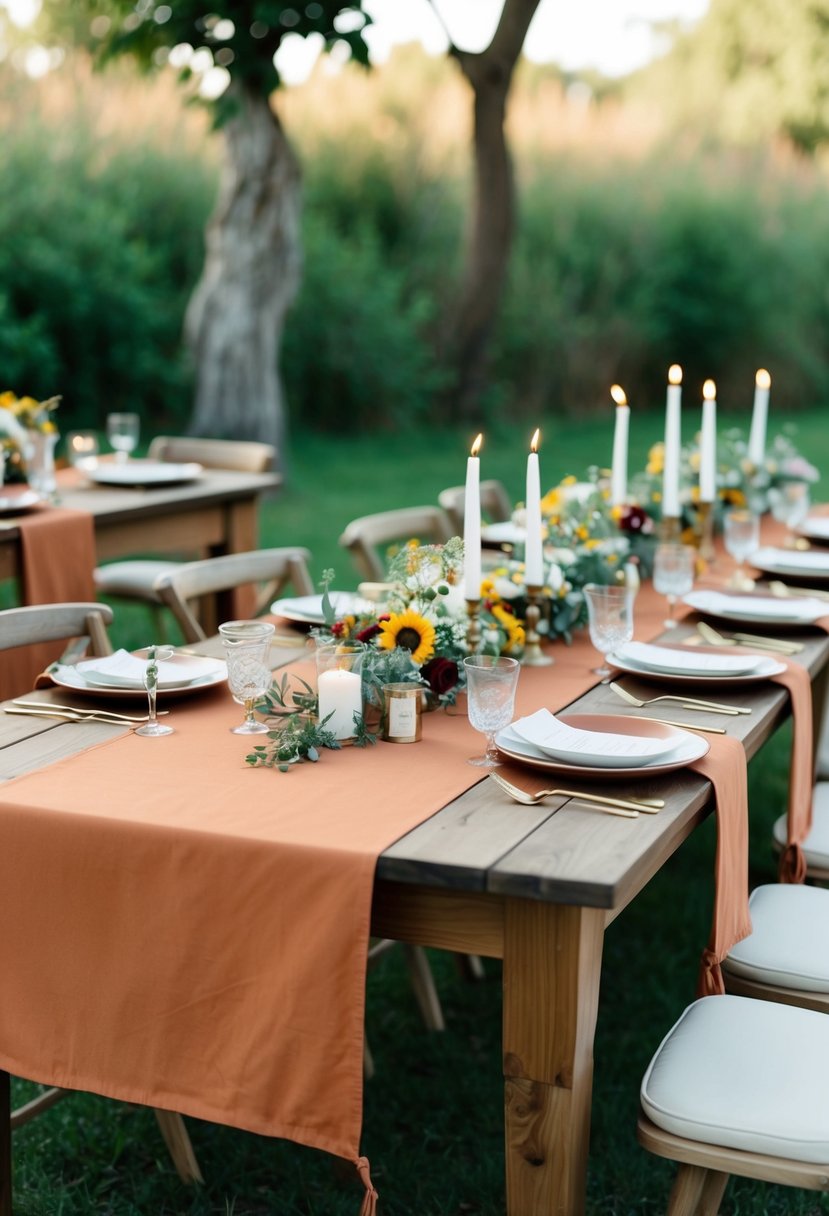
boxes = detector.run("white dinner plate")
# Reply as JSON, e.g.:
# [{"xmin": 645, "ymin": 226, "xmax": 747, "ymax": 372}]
[
  {"xmin": 608, "ymin": 646, "xmax": 786, "ymax": 685},
  {"xmin": 683, "ymin": 588, "xmax": 828, "ymax": 626},
  {"xmin": 509, "ymin": 707, "xmax": 682, "ymax": 767},
  {"xmin": 87, "ymin": 461, "xmax": 203, "ymax": 488},
  {"xmin": 0, "ymin": 488, "xmax": 43, "ymax": 514},
  {"xmin": 751, "ymin": 547, "xmax": 829, "ymax": 580},
  {"xmin": 610, "ymin": 641, "xmax": 767, "ymax": 678},
  {"xmin": 49, "ymin": 651, "xmax": 226, "ymax": 699},
  {"xmin": 271, "ymin": 592, "xmax": 376, "ymax": 625},
  {"xmin": 798, "ymin": 515, "xmax": 829, "ymax": 543},
  {"xmin": 495, "ymin": 713, "xmax": 708, "ymax": 778}
]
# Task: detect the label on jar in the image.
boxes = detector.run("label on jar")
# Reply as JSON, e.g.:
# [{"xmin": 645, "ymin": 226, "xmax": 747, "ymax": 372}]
[{"xmin": 388, "ymin": 695, "xmax": 418, "ymax": 739}]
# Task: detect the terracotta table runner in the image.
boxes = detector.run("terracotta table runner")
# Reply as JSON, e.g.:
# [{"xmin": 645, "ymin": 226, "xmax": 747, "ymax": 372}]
[{"xmin": 0, "ymin": 506, "xmax": 97, "ymax": 701}]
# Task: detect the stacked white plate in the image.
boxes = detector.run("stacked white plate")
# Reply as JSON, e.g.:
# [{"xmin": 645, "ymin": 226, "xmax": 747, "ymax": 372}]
[
  {"xmin": 607, "ymin": 639, "xmax": 784, "ymax": 683},
  {"xmin": 751, "ymin": 547, "xmax": 829, "ymax": 579},
  {"xmin": 271, "ymin": 592, "xmax": 376, "ymax": 624},
  {"xmin": 798, "ymin": 516, "xmax": 829, "ymax": 543},
  {"xmin": 87, "ymin": 461, "xmax": 203, "ymax": 488},
  {"xmin": 684, "ymin": 588, "xmax": 827, "ymax": 626},
  {"xmin": 50, "ymin": 649, "xmax": 226, "ymax": 698}
]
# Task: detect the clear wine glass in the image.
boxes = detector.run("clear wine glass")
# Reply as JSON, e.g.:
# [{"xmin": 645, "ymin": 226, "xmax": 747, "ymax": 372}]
[
  {"xmin": 652, "ymin": 543, "xmax": 696, "ymax": 629},
  {"xmin": 723, "ymin": 508, "xmax": 760, "ymax": 590},
  {"xmin": 462, "ymin": 654, "xmax": 520, "ymax": 768},
  {"xmin": 768, "ymin": 481, "xmax": 810, "ymax": 549},
  {"xmin": 219, "ymin": 620, "xmax": 276, "ymax": 734},
  {"xmin": 134, "ymin": 645, "xmax": 175, "ymax": 737},
  {"xmin": 106, "ymin": 412, "xmax": 140, "ymax": 463},
  {"xmin": 583, "ymin": 583, "xmax": 634, "ymax": 677}
]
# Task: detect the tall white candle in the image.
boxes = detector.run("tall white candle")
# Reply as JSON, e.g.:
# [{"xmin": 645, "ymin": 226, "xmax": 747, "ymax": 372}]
[
  {"xmin": 662, "ymin": 364, "xmax": 683, "ymax": 518},
  {"xmin": 609, "ymin": 385, "xmax": 629, "ymax": 507},
  {"xmin": 699, "ymin": 379, "xmax": 717, "ymax": 503},
  {"xmin": 463, "ymin": 433, "xmax": 482, "ymax": 599},
  {"xmin": 318, "ymin": 668, "xmax": 362, "ymax": 740},
  {"xmin": 747, "ymin": 368, "xmax": 771, "ymax": 467},
  {"xmin": 525, "ymin": 428, "xmax": 543, "ymax": 585}
]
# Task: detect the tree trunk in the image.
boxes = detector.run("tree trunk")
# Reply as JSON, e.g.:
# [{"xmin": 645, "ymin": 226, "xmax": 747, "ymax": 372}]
[
  {"xmin": 449, "ymin": 0, "xmax": 541, "ymax": 419},
  {"xmin": 185, "ymin": 85, "xmax": 301, "ymax": 459}
]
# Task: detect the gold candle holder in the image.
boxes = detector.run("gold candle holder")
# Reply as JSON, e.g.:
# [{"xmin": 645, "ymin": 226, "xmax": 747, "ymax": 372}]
[
  {"xmin": 697, "ymin": 500, "xmax": 715, "ymax": 563},
  {"xmin": 465, "ymin": 598, "xmax": 482, "ymax": 655},
  {"xmin": 660, "ymin": 514, "xmax": 682, "ymax": 543},
  {"xmin": 522, "ymin": 585, "xmax": 553, "ymax": 666}
]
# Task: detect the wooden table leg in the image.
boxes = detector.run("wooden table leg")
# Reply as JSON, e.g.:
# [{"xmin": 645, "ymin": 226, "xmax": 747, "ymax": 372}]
[
  {"xmin": 503, "ymin": 899, "xmax": 605, "ymax": 1216},
  {"xmin": 210, "ymin": 500, "xmax": 259, "ymax": 628},
  {"xmin": 0, "ymin": 1070, "xmax": 11, "ymax": 1216}
]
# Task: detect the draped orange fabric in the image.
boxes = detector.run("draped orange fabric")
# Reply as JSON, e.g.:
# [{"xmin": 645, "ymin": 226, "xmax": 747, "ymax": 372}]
[
  {"xmin": 0, "ymin": 507, "xmax": 97, "ymax": 700},
  {"xmin": 771, "ymin": 661, "xmax": 814, "ymax": 883},
  {"xmin": 0, "ymin": 565, "xmax": 802, "ymax": 1203}
]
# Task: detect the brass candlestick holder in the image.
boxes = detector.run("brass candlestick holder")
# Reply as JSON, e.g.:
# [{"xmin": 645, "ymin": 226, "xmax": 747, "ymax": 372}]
[
  {"xmin": 660, "ymin": 514, "xmax": 682, "ymax": 543},
  {"xmin": 465, "ymin": 598, "xmax": 482, "ymax": 655},
  {"xmin": 697, "ymin": 500, "xmax": 715, "ymax": 563},
  {"xmin": 522, "ymin": 585, "xmax": 553, "ymax": 666}
]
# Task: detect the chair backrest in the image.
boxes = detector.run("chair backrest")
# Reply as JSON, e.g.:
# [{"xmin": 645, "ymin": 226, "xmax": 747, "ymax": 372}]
[
  {"xmin": 438, "ymin": 480, "xmax": 512, "ymax": 533},
  {"xmin": 154, "ymin": 548, "xmax": 314, "ymax": 642},
  {"xmin": 148, "ymin": 436, "xmax": 275, "ymax": 473},
  {"xmin": 338, "ymin": 506, "xmax": 454, "ymax": 581},
  {"xmin": 0, "ymin": 603, "xmax": 113, "ymax": 656}
]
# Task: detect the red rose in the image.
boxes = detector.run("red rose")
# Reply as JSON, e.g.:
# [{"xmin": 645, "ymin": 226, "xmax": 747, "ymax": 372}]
[
  {"xmin": 355, "ymin": 622, "xmax": 382, "ymax": 643},
  {"xmin": 420, "ymin": 656, "xmax": 459, "ymax": 696}
]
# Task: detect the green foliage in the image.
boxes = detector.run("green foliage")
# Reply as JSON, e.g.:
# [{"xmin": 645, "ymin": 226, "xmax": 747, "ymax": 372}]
[{"xmin": 0, "ymin": 96, "xmax": 211, "ymax": 430}]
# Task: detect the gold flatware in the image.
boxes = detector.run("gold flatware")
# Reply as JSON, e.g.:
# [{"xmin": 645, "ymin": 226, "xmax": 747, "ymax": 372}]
[
  {"xmin": 768, "ymin": 580, "xmax": 829, "ymax": 603},
  {"xmin": 608, "ymin": 682, "xmax": 747, "ymax": 716},
  {"xmin": 5, "ymin": 707, "xmax": 143, "ymax": 726},
  {"xmin": 488, "ymin": 771, "xmax": 653, "ymax": 816},
  {"xmin": 635, "ymin": 714, "xmax": 726, "ymax": 735},
  {"xmin": 695, "ymin": 621, "xmax": 802, "ymax": 654},
  {"xmin": 12, "ymin": 699, "xmax": 169, "ymax": 721}
]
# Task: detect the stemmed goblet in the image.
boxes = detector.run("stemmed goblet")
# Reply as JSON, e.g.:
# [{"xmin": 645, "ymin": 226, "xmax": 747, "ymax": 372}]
[
  {"xmin": 723, "ymin": 508, "xmax": 760, "ymax": 591},
  {"xmin": 219, "ymin": 620, "xmax": 275, "ymax": 734},
  {"xmin": 106, "ymin": 412, "xmax": 140, "ymax": 463},
  {"xmin": 583, "ymin": 583, "xmax": 634, "ymax": 678},
  {"xmin": 652, "ymin": 543, "xmax": 696, "ymax": 629},
  {"xmin": 135, "ymin": 645, "xmax": 175, "ymax": 737},
  {"xmin": 462, "ymin": 654, "xmax": 520, "ymax": 768}
]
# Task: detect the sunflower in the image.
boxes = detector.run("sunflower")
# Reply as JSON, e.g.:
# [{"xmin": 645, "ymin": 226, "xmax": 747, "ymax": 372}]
[
  {"xmin": 492, "ymin": 603, "xmax": 525, "ymax": 654},
  {"xmin": 377, "ymin": 609, "xmax": 436, "ymax": 665}
]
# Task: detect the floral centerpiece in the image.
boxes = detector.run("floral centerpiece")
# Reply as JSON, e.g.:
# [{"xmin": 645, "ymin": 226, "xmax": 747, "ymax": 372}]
[{"xmin": 0, "ymin": 391, "xmax": 61, "ymax": 486}]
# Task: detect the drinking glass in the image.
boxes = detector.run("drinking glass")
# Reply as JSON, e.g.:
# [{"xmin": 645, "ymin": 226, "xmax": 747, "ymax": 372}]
[
  {"xmin": 768, "ymin": 481, "xmax": 810, "ymax": 548},
  {"xmin": 106, "ymin": 412, "xmax": 140, "ymax": 462},
  {"xmin": 219, "ymin": 620, "xmax": 275, "ymax": 734},
  {"xmin": 134, "ymin": 645, "xmax": 175, "ymax": 737},
  {"xmin": 652, "ymin": 543, "xmax": 696, "ymax": 629},
  {"xmin": 583, "ymin": 583, "xmax": 634, "ymax": 677},
  {"xmin": 462, "ymin": 654, "xmax": 520, "ymax": 768},
  {"xmin": 65, "ymin": 431, "xmax": 99, "ymax": 473},
  {"xmin": 723, "ymin": 508, "xmax": 760, "ymax": 590}
]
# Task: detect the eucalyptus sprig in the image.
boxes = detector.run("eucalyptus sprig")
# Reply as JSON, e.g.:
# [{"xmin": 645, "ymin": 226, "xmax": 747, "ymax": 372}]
[
  {"xmin": 258, "ymin": 671, "xmax": 317, "ymax": 717},
  {"xmin": 246, "ymin": 708, "xmax": 376, "ymax": 772}
]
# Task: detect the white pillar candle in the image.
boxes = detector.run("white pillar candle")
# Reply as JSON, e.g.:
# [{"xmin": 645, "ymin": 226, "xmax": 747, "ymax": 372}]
[
  {"xmin": 463, "ymin": 433, "xmax": 482, "ymax": 599},
  {"xmin": 699, "ymin": 379, "xmax": 717, "ymax": 503},
  {"xmin": 525, "ymin": 428, "xmax": 543, "ymax": 585},
  {"xmin": 317, "ymin": 669, "xmax": 362, "ymax": 740},
  {"xmin": 747, "ymin": 368, "xmax": 771, "ymax": 467},
  {"xmin": 662, "ymin": 364, "xmax": 683, "ymax": 518},
  {"xmin": 609, "ymin": 385, "xmax": 629, "ymax": 507}
]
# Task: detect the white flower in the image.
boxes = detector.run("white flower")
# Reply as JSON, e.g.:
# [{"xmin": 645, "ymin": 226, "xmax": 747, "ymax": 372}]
[
  {"xmin": 0, "ymin": 408, "xmax": 27, "ymax": 449},
  {"xmin": 548, "ymin": 563, "xmax": 564, "ymax": 592}
]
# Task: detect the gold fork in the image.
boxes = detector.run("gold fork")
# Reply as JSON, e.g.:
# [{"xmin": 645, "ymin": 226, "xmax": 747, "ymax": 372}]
[
  {"xmin": 488, "ymin": 770, "xmax": 664, "ymax": 816},
  {"xmin": 12, "ymin": 699, "xmax": 169, "ymax": 720},
  {"xmin": 695, "ymin": 621, "xmax": 803, "ymax": 654},
  {"xmin": 5, "ymin": 707, "xmax": 143, "ymax": 726},
  {"xmin": 768, "ymin": 580, "xmax": 829, "ymax": 603},
  {"xmin": 608, "ymin": 681, "xmax": 747, "ymax": 716}
]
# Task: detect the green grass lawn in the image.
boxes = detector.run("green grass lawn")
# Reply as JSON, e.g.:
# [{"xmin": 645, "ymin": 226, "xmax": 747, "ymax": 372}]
[{"xmin": 11, "ymin": 410, "xmax": 829, "ymax": 1214}]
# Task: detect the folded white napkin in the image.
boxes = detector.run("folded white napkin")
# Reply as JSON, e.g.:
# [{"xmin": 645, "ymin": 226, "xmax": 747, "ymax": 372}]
[
  {"xmin": 684, "ymin": 589, "xmax": 825, "ymax": 623},
  {"xmin": 614, "ymin": 640, "xmax": 765, "ymax": 676},
  {"xmin": 753, "ymin": 546, "xmax": 829, "ymax": 573},
  {"xmin": 511, "ymin": 708, "xmax": 680, "ymax": 767},
  {"xmin": 802, "ymin": 517, "xmax": 829, "ymax": 541},
  {"xmin": 75, "ymin": 649, "xmax": 224, "ymax": 689}
]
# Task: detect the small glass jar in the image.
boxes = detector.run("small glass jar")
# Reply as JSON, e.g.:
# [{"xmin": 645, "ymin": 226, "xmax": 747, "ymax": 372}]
[{"xmin": 382, "ymin": 682, "xmax": 422, "ymax": 744}]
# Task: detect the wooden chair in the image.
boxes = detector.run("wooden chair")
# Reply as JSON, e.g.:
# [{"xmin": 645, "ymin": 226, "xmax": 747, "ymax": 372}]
[
  {"xmin": 771, "ymin": 783, "xmax": 829, "ymax": 884},
  {"xmin": 637, "ymin": 994, "xmax": 829, "ymax": 1214},
  {"xmin": 437, "ymin": 480, "xmax": 512, "ymax": 533},
  {"xmin": 153, "ymin": 548, "xmax": 314, "ymax": 642},
  {"xmin": 93, "ymin": 437, "xmax": 277, "ymax": 625},
  {"xmin": 0, "ymin": 602, "xmax": 201, "ymax": 1185},
  {"xmin": 339, "ymin": 507, "xmax": 454, "ymax": 582}
]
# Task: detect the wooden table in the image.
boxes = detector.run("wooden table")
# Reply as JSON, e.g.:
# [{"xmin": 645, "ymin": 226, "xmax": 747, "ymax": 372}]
[
  {"xmin": 0, "ymin": 468, "xmax": 281, "ymax": 620},
  {"xmin": 1, "ymin": 620, "xmax": 827, "ymax": 1216}
]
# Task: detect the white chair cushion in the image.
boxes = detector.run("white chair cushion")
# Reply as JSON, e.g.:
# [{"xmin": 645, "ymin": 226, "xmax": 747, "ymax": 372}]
[
  {"xmin": 724, "ymin": 884, "xmax": 829, "ymax": 992},
  {"xmin": 641, "ymin": 994, "xmax": 829, "ymax": 1162},
  {"xmin": 773, "ymin": 781, "xmax": 829, "ymax": 869},
  {"xmin": 93, "ymin": 560, "xmax": 181, "ymax": 602}
]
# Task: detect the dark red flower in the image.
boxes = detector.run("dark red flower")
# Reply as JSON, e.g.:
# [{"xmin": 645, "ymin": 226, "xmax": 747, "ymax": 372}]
[
  {"xmin": 420, "ymin": 656, "xmax": 459, "ymax": 696},
  {"xmin": 617, "ymin": 504, "xmax": 653, "ymax": 534},
  {"xmin": 355, "ymin": 622, "xmax": 382, "ymax": 643}
]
